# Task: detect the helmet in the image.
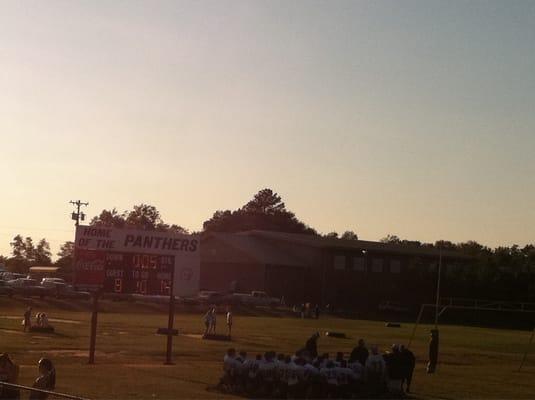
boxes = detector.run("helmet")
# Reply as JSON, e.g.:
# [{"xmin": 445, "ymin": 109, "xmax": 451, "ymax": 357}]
[{"xmin": 38, "ymin": 358, "xmax": 54, "ymax": 372}]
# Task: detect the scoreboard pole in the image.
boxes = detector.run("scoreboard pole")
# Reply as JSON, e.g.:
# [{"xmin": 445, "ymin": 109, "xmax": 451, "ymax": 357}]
[
  {"xmin": 164, "ymin": 276, "xmax": 176, "ymax": 365},
  {"xmin": 88, "ymin": 292, "xmax": 99, "ymax": 364}
]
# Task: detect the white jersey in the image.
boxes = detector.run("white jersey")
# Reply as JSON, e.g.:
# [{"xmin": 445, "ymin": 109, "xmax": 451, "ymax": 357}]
[
  {"xmin": 204, "ymin": 312, "xmax": 212, "ymax": 324},
  {"xmin": 226, "ymin": 312, "xmax": 232, "ymax": 325},
  {"xmin": 348, "ymin": 361, "xmax": 364, "ymax": 381},
  {"xmin": 365, "ymin": 354, "xmax": 386, "ymax": 377},
  {"xmin": 334, "ymin": 367, "xmax": 355, "ymax": 386},
  {"xmin": 278, "ymin": 362, "xmax": 290, "ymax": 383},
  {"xmin": 248, "ymin": 359, "xmax": 263, "ymax": 378},
  {"xmin": 287, "ymin": 362, "xmax": 305, "ymax": 386},
  {"xmin": 260, "ymin": 361, "xmax": 277, "ymax": 382},
  {"xmin": 223, "ymin": 355, "xmax": 241, "ymax": 375},
  {"xmin": 241, "ymin": 358, "xmax": 255, "ymax": 377},
  {"xmin": 320, "ymin": 367, "xmax": 338, "ymax": 385},
  {"xmin": 303, "ymin": 363, "xmax": 319, "ymax": 381}
]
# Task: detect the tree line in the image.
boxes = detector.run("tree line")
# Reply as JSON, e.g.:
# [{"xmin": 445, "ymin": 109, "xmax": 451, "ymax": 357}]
[{"xmin": 1, "ymin": 188, "xmax": 534, "ymax": 302}]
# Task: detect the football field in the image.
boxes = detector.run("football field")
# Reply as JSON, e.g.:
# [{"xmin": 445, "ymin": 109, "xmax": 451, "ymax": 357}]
[{"xmin": 1, "ymin": 298, "xmax": 534, "ymax": 399}]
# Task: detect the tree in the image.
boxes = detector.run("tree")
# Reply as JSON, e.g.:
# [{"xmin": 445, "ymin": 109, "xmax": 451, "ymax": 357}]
[
  {"xmin": 157, "ymin": 224, "xmax": 189, "ymax": 234},
  {"xmin": 90, "ymin": 208, "xmax": 126, "ymax": 228},
  {"xmin": 55, "ymin": 241, "xmax": 74, "ymax": 271},
  {"xmin": 434, "ymin": 240, "xmax": 456, "ymax": 250},
  {"xmin": 125, "ymin": 204, "xmax": 163, "ymax": 230},
  {"xmin": 380, "ymin": 234, "xmax": 401, "ymax": 244},
  {"xmin": 341, "ymin": 230, "xmax": 359, "ymax": 241},
  {"xmin": 203, "ymin": 189, "xmax": 316, "ymax": 235},
  {"xmin": 8, "ymin": 234, "xmax": 31, "ymax": 273},
  {"xmin": 23, "ymin": 237, "xmax": 35, "ymax": 263},
  {"xmin": 10, "ymin": 235, "xmax": 25, "ymax": 259},
  {"xmin": 243, "ymin": 189, "xmax": 285, "ymax": 215},
  {"xmin": 90, "ymin": 204, "xmax": 188, "ymax": 234},
  {"xmin": 35, "ymin": 239, "xmax": 52, "ymax": 265}
]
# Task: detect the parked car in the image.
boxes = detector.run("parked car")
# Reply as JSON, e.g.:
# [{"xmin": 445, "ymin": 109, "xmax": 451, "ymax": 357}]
[
  {"xmin": 232, "ymin": 291, "xmax": 280, "ymax": 307},
  {"xmin": 197, "ymin": 290, "xmax": 226, "ymax": 305},
  {"xmin": 0, "ymin": 280, "xmax": 14, "ymax": 297},
  {"xmin": 41, "ymin": 277, "xmax": 66, "ymax": 288},
  {"xmin": 56, "ymin": 284, "xmax": 91, "ymax": 300},
  {"xmin": 0, "ymin": 272, "xmax": 25, "ymax": 281},
  {"xmin": 40, "ymin": 278, "xmax": 68, "ymax": 296},
  {"xmin": 7, "ymin": 278, "xmax": 51, "ymax": 298}
]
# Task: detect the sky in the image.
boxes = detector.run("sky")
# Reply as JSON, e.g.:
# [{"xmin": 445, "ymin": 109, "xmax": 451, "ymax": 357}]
[{"xmin": 1, "ymin": 0, "xmax": 534, "ymax": 258}]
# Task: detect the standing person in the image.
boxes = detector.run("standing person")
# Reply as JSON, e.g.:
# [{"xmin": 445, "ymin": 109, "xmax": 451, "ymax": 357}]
[
  {"xmin": 427, "ymin": 329, "xmax": 439, "ymax": 374},
  {"xmin": 210, "ymin": 308, "xmax": 217, "ymax": 334},
  {"xmin": 0, "ymin": 353, "xmax": 20, "ymax": 400},
  {"xmin": 203, "ymin": 309, "xmax": 212, "ymax": 336},
  {"xmin": 23, "ymin": 308, "xmax": 32, "ymax": 332},
  {"xmin": 29, "ymin": 358, "xmax": 55, "ymax": 400},
  {"xmin": 384, "ymin": 345, "xmax": 404, "ymax": 395},
  {"xmin": 226, "ymin": 307, "xmax": 233, "ymax": 338},
  {"xmin": 305, "ymin": 332, "xmax": 320, "ymax": 359},
  {"xmin": 350, "ymin": 339, "xmax": 369, "ymax": 366},
  {"xmin": 400, "ymin": 345, "xmax": 416, "ymax": 393},
  {"xmin": 365, "ymin": 346, "xmax": 386, "ymax": 395},
  {"xmin": 314, "ymin": 304, "xmax": 320, "ymax": 320}
]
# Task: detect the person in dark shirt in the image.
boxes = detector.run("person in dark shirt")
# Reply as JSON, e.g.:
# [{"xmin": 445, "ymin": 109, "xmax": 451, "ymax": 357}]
[
  {"xmin": 29, "ymin": 358, "xmax": 55, "ymax": 400},
  {"xmin": 384, "ymin": 345, "xmax": 404, "ymax": 394},
  {"xmin": 0, "ymin": 353, "xmax": 20, "ymax": 400},
  {"xmin": 400, "ymin": 345, "xmax": 416, "ymax": 393},
  {"xmin": 23, "ymin": 308, "xmax": 32, "ymax": 333},
  {"xmin": 305, "ymin": 332, "xmax": 320, "ymax": 359},
  {"xmin": 350, "ymin": 339, "xmax": 369, "ymax": 366}
]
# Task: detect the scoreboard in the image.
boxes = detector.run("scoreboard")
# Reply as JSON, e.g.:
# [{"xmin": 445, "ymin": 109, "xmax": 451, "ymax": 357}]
[
  {"xmin": 74, "ymin": 249, "xmax": 174, "ymax": 295},
  {"xmin": 73, "ymin": 226, "xmax": 200, "ymax": 296}
]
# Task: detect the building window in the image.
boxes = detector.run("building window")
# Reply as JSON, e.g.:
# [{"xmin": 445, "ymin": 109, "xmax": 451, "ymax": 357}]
[
  {"xmin": 334, "ymin": 255, "xmax": 346, "ymax": 270},
  {"xmin": 372, "ymin": 258, "xmax": 383, "ymax": 273},
  {"xmin": 353, "ymin": 257, "xmax": 366, "ymax": 272},
  {"xmin": 390, "ymin": 259, "xmax": 401, "ymax": 273}
]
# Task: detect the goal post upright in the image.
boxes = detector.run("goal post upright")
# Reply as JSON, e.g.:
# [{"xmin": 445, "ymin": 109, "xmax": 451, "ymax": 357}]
[
  {"xmin": 519, "ymin": 327, "xmax": 535, "ymax": 372},
  {"xmin": 408, "ymin": 298, "xmax": 535, "ymax": 371}
]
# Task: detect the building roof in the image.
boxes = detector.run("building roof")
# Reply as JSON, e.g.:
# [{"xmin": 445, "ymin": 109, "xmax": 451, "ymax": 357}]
[{"xmin": 238, "ymin": 230, "xmax": 470, "ymax": 259}]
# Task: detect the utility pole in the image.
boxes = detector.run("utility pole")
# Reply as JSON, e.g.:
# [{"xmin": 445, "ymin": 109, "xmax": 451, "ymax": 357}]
[{"xmin": 69, "ymin": 200, "xmax": 89, "ymax": 226}]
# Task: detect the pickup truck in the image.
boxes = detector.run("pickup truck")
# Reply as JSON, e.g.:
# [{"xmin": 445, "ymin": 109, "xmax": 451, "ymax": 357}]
[{"xmin": 232, "ymin": 291, "xmax": 280, "ymax": 307}]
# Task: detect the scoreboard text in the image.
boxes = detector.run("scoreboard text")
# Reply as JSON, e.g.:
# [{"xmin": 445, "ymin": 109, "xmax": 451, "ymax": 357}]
[{"xmin": 75, "ymin": 249, "xmax": 174, "ymax": 295}]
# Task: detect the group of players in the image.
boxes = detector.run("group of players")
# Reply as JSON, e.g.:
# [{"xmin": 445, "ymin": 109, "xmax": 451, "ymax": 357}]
[{"xmin": 218, "ymin": 336, "xmax": 416, "ymax": 399}]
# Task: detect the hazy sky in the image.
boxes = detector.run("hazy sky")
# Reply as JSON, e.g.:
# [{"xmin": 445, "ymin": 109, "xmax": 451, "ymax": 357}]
[{"xmin": 1, "ymin": 0, "xmax": 534, "ymax": 258}]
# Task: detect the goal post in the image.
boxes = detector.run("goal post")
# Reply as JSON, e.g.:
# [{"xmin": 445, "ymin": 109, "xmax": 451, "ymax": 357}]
[{"xmin": 406, "ymin": 298, "xmax": 535, "ymax": 371}]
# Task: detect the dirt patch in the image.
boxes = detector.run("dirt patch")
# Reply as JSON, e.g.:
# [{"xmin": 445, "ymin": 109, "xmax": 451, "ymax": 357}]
[
  {"xmin": 180, "ymin": 333, "xmax": 203, "ymax": 339},
  {"xmin": 122, "ymin": 363, "xmax": 169, "ymax": 368},
  {"xmin": 48, "ymin": 318, "xmax": 81, "ymax": 325},
  {"xmin": 0, "ymin": 316, "xmax": 81, "ymax": 324},
  {"xmin": 0, "ymin": 328, "xmax": 24, "ymax": 335},
  {"xmin": 27, "ymin": 349, "xmax": 112, "ymax": 358}
]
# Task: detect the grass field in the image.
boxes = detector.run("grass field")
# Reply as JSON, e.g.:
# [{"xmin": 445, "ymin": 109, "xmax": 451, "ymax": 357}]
[{"xmin": 1, "ymin": 297, "xmax": 535, "ymax": 399}]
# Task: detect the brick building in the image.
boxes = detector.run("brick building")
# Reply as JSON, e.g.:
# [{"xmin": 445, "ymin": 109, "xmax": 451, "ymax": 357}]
[{"xmin": 201, "ymin": 231, "xmax": 471, "ymax": 311}]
